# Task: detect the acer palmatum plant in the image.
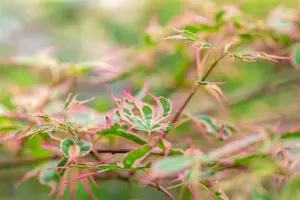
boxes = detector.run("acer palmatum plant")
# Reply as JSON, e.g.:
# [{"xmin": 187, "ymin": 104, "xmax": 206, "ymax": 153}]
[{"xmin": 1, "ymin": 2, "xmax": 300, "ymax": 200}]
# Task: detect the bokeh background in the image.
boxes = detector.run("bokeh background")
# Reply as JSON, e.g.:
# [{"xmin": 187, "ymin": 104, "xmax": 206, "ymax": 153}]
[{"xmin": 0, "ymin": 0, "xmax": 299, "ymax": 199}]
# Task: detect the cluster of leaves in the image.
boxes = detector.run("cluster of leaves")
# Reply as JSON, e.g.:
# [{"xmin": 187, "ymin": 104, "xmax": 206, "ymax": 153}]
[{"xmin": 0, "ymin": 2, "xmax": 300, "ymax": 200}]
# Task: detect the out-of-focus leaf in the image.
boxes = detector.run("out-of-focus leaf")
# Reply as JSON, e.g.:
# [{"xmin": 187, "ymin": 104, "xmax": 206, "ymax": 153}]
[
  {"xmin": 215, "ymin": 9, "xmax": 225, "ymax": 23},
  {"xmin": 64, "ymin": 93, "xmax": 94, "ymax": 112},
  {"xmin": 18, "ymin": 124, "xmax": 56, "ymax": 139},
  {"xmin": 144, "ymin": 34, "xmax": 157, "ymax": 46},
  {"xmin": 200, "ymin": 82, "xmax": 230, "ymax": 110},
  {"xmin": 123, "ymin": 144, "xmax": 152, "ymax": 167},
  {"xmin": 234, "ymin": 154, "xmax": 267, "ymax": 165},
  {"xmin": 184, "ymin": 24, "xmax": 221, "ymax": 33},
  {"xmin": 250, "ymin": 157, "xmax": 278, "ymax": 176},
  {"xmin": 77, "ymin": 140, "xmax": 92, "ymax": 156},
  {"xmin": 251, "ymin": 187, "xmax": 274, "ymax": 200},
  {"xmin": 239, "ymin": 33, "xmax": 264, "ymax": 40},
  {"xmin": 57, "ymin": 157, "xmax": 68, "ymax": 176},
  {"xmin": 39, "ymin": 161, "xmax": 59, "ymax": 184},
  {"xmin": 64, "ymin": 93, "xmax": 74, "ymax": 111},
  {"xmin": 60, "ymin": 139, "xmax": 77, "ymax": 157},
  {"xmin": 229, "ymin": 52, "xmax": 288, "ymax": 63},
  {"xmin": 59, "ymin": 122, "xmax": 79, "ymax": 140},
  {"xmin": 185, "ymin": 169, "xmax": 216, "ymax": 181},
  {"xmin": 151, "ymin": 156, "xmax": 195, "ymax": 178},
  {"xmin": 60, "ymin": 139, "xmax": 92, "ymax": 158},
  {"xmin": 157, "ymin": 140, "xmax": 183, "ymax": 155},
  {"xmin": 0, "ymin": 125, "xmax": 20, "ymax": 141},
  {"xmin": 291, "ymin": 43, "xmax": 300, "ymax": 68},
  {"xmin": 162, "ymin": 30, "xmax": 212, "ymax": 47},
  {"xmin": 97, "ymin": 123, "xmax": 147, "ymax": 145},
  {"xmin": 96, "ymin": 163, "xmax": 151, "ymax": 171},
  {"xmin": 192, "ymin": 114, "xmax": 234, "ymax": 138},
  {"xmin": 280, "ymin": 176, "xmax": 300, "ymax": 200},
  {"xmin": 281, "ymin": 131, "xmax": 300, "ymax": 140}
]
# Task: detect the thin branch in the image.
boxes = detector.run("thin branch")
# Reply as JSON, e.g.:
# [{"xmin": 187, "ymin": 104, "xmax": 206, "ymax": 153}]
[
  {"xmin": 148, "ymin": 182, "xmax": 176, "ymax": 200},
  {"xmin": 0, "ymin": 148, "xmax": 167, "ymax": 169},
  {"xmin": 0, "ymin": 156, "xmax": 59, "ymax": 169},
  {"xmin": 171, "ymin": 54, "xmax": 227, "ymax": 124}
]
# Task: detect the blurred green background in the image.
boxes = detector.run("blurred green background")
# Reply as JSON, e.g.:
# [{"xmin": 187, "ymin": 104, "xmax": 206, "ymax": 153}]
[{"xmin": 0, "ymin": 0, "xmax": 299, "ymax": 199}]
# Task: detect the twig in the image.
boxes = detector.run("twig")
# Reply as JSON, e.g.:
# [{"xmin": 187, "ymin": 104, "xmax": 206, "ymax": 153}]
[
  {"xmin": 171, "ymin": 54, "xmax": 226, "ymax": 123},
  {"xmin": 0, "ymin": 156, "xmax": 59, "ymax": 169},
  {"xmin": 0, "ymin": 148, "xmax": 170, "ymax": 169},
  {"xmin": 147, "ymin": 182, "xmax": 176, "ymax": 200}
]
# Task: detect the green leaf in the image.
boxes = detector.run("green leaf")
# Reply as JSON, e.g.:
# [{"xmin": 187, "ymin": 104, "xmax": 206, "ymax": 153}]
[
  {"xmin": 157, "ymin": 140, "xmax": 183, "ymax": 155},
  {"xmin": 182, "ymin": 30, "xmax": 202, "ymax": 41},
  {"xmin": 251, "ymin": 187, "xmax": 274, "ymax": 200},
  {"xmin": 0, "ymin": 125, "xmax": 20, "ymax": 132},
  {"xmin": 182, "ymin": 30, "xmax": 211, "ymax": 46},
  {"xmin": 159, "ymin": 97, "xmax": 172, "ymax": 117},
  {"xmin": 184, "ymin": 169, "xmax": 216, "ymax": 181},
  {"xmin": 97, "ymin": 163, "xmax": 151, "ymax": 171},
  {"xmin": 57, "ymin": 158, "xmax": 68, "ymax": 176},
  {"xmin": 60, "ymin": 139, "xmax": 76, "ymax": 157},
  {"xmin": 215, "ymin": 9, "xmax": 225, "ymax": 23},
  {"xmin": 19, "ymin": 124, "xmax": 56, "ymax": 139},
  {"xmin": 98, "ymin": 124, "xmax": 182, "ymax": 155},
  {"xmin": 59, "ymin": 122, "xmax": 79, "ymax": 140},
  {"xmin": 215, "ymin": 192, "xmax": 224, "ymax": 200},
  {"xmin": 193, "ymin": 114, "xmax": 232, "ymax": 137},
  {"xmin": 151, "ymin": 156, "xmax": 195, "ymax": 178},
  {"xmin": 163, "ymin": 122, "xmax": 173, "ymax": 132},
  {"xmin": 39, "ymin": 161, "xmax": 59, "ymax": 184},
  {"xmin": 144, "ymin": 34, "xmax": 156, "ymax": 46},
  {"xmin": 132, "ymin": 115, "xmax": 148, "ymax": 131},
  {"xmin": 123, "ymin": 145, "xmax": 152, "ymax": 167},
  {"xmin": 69, "ymin": 163, "xmax": 151, "ymax": 171},
  {"xmin": 97, "ymin": 123, "xmax": 147, "ymax": 145},
  {"xmin": 281, "ymin": 131, "xmax": 300, "ymax": 140},
  {"xmin": 60, "ymin": 139, "xmax": 92, "ymax": 157},
  {"xmin": 77, "ymin": 140, "xmax": 92, "ymax": 156},
  {"xmin": 250, "ymin": 157, "xmax": 278, "ymax": 176},
  {"xmin": 64, "ymin": 93, "xmax": 74, "ymax": 111},
  {"xmin": 142, "ymin": 105, "xmax": 153, "ymax": 126},
  {"xmin": 280, "ymin": 176, "xmax": 300, "ymax": 200},
  {"xmin": 234, "ymin": 154, "xmax": 267, "ymax": 165}
]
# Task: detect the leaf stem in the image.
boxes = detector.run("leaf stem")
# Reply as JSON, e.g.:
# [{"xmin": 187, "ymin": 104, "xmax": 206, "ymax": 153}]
[{"xmin": 147, "ymin": 131, "xmax": 151, "ymax": 144}]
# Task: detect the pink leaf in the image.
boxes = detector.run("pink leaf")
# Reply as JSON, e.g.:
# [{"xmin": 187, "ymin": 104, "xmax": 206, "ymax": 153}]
[
  {"xmin": 46, "ymin": 182, "xmax": 57, "ymax": 198},
  {"xmin": 56, "ymin": 176, "xmax": 68, "ymax": 200},
  {"xmin": 81, "ymin": 178, "xmax": 98, "ymax": 200},
  {"xmin": 103, "ymin": 83, "xmax": 119, "ymax": 106},
  {"xmin": 121, "ymin": 90, "xmax": 144, "ymax": 109},
  {"xmin": 15, "ymin": 169, "xmax": 40, "ymax": 188},
  {"xmin": 59, "ymin": 157, "xmax": 75, "ymax": 174},
  {"xmin": 64, "ymin": 172, "xmax": 97, "ymax": 184},
  {"xmin": 219, "ymin": 125, "xmax": 226, "ymax": 140},
  {"xmin": 69, "ymin": 181, "xmax": 77, "ymax": 200},
  {"xmin": 187, "ymin": 184, "xmax": 199, "ymax": 200},
  {"xmin": 105, "ymin": 117, "xmax": 113, "ymax": 129},
  {"xmin": 193, "ymin": 121, "xmax": 214, "ymax": 144},
  {"xmin": 89, "ymin": 176, "xmax": 100, "ymax": 188},
  {"xmin": 196, "ymin": 48, "xmax": 211, "ymax": 78}
]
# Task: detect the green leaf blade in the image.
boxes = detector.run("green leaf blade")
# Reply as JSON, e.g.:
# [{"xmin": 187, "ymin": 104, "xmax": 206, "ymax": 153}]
[{"xmin": 123, "ymin": 145, "xmax": 152, "ymax": 167}]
